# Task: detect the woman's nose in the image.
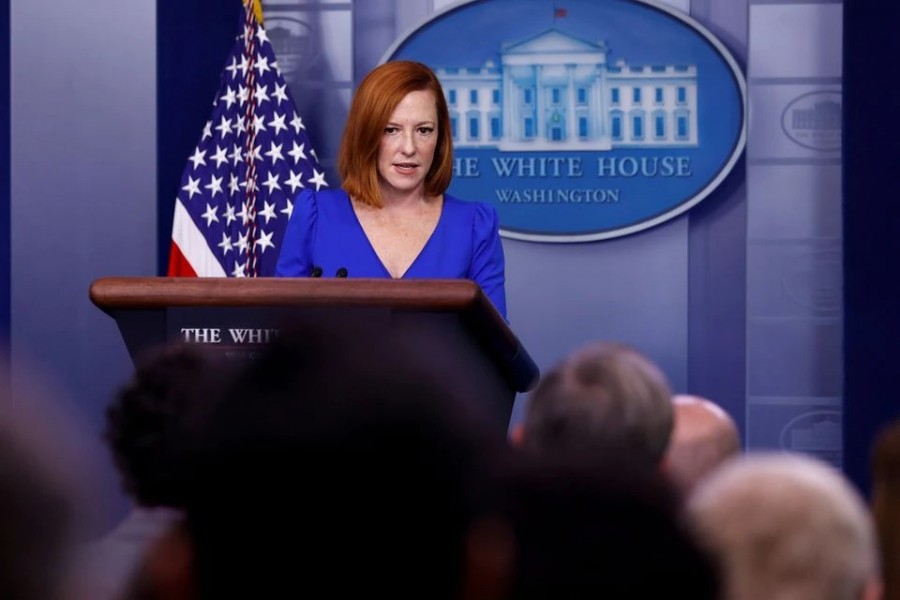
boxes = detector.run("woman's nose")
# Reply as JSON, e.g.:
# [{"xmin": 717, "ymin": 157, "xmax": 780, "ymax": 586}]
[{"xmin": 400, "ymin": 132, "xmax": 416, "ymax": 154}]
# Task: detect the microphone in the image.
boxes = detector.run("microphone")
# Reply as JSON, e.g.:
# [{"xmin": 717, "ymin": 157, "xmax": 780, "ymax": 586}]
[
  {"xmin": 310, "ymin": 266, "xmax": 323, "ymax": 278},
  {"xmin": 335, "ymin": 267, "xmax": 348, "ymax": 278}
]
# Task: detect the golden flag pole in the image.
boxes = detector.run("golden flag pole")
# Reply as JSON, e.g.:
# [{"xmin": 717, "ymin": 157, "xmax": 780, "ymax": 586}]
[{"xmin": 245, "ymin": 0, "xmax": 264, "ymax": 25}]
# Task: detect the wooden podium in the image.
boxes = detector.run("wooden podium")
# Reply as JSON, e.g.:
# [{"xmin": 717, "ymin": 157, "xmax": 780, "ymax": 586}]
[{"xmin": 90, "ymin": 277, "xmax": 539, "ymax": 426}]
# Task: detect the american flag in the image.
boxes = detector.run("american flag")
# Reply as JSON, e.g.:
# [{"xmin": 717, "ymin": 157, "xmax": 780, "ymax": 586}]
[{"xmin": 167, "ymin": 1, "xmax": 327, "ymax": 277}]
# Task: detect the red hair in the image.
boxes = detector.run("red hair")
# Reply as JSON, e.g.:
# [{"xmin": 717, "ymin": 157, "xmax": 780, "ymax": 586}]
[{"xmin": 338, "ymin": 61, "xmax": 454, "ymax": 207}]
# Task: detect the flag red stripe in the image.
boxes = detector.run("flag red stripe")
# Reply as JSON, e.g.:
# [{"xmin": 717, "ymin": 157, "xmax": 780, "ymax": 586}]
[{"xmin": 167, "ymin": 241, "xmax": 198, "ymax": 277}]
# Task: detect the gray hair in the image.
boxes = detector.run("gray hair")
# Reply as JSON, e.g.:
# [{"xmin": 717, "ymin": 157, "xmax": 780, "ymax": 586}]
[
  {"xmin": 688, "ymin": 453, "xmax": 879, "ymax": 600},
  {"xmin": 523, "ymin": 341, "xmax": 673, "ymax": 466}
]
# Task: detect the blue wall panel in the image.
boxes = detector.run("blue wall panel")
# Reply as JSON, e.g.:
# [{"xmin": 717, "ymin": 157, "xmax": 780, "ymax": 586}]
[{"xmin": 10, "ymin": 0, "xmax": 159, "ymax": 530}]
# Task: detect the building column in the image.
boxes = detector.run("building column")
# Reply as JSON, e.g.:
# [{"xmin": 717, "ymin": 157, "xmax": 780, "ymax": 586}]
[
  {"xmin": 566, "ymin": 64, "xmax": 576, "ymax": 141},
  {"xmin": 535, "ymin": 64, "xmax": 545, "ymax": 141},
  {"xmin": 503, "ymin": 69, "xmax": 515, "ymax": 141},
  {"xmin": 595, "ymin": 67, "xmax": 606, "ymax": 139}
]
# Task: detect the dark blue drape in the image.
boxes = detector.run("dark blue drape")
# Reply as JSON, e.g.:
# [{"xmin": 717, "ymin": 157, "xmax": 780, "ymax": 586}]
[{"xmin": 843, "ymin": 2, "xmax": 900, "ymax": 495}]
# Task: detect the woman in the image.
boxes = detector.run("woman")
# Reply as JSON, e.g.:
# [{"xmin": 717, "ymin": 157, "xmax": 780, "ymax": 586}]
[{"xmin": 275, "ymin": 60, "xmax": 507, "ymax": 319}]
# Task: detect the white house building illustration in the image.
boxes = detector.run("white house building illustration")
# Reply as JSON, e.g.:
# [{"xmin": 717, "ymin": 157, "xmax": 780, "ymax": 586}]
[{"xmin": 435, "ymin": 29, "xmax": 699, "ymax": 151}]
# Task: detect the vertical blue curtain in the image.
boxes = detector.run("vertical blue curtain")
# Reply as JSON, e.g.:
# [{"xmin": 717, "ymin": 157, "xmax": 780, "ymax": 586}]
[{"xmin": 843, "ymin": 2, "xmax": 900, "ymax": 495}]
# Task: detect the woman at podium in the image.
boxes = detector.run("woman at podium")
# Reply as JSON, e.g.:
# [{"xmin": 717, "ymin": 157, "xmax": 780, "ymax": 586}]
[{"xmin": 274, "ymin": 61, "xmax": 507, "ymax": 319}]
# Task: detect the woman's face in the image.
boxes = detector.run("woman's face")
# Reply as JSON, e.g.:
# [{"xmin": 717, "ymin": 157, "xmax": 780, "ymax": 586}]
[{"xmin": 377, "ymin": 89, "xmax": 438, "ymax": 201}]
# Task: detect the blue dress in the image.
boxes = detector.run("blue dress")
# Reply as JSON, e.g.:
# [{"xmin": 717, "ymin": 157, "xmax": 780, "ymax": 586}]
[{"xmin": 275, "ymin": 189, "xmax": 507, "ymax": 318}]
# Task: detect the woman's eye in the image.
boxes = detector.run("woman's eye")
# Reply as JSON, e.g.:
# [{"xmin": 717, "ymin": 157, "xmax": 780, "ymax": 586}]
[
  {"xmin": 418, "ymin": 127, "xmax": 434, "ymax": 135},
  {"xmin": 384, "ymin": 126, "xmax": 399, "ymax": 134}
]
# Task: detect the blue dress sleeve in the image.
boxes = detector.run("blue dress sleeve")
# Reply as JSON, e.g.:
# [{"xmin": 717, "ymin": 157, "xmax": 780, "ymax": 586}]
[
  {"xmin": 468, "ymin": 202, "xmax": 507, "ymax": 319},
  {"xmin": 275, "ymin": 189, "xmax": 317, "ymax": 277}
]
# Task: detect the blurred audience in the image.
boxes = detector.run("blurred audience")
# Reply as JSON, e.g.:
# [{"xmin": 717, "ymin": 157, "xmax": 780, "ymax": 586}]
[
  {"xmin": 516, "ymin": 341, "xmax": 673, "ymax": 469},
  {"xmin": 159, "ymin": 319, "xmax": 512, "ymax": 598},
  {"xmin": 872, "ymin": 419, "xmax": 900, "ymax": 600},
  {"xmin": 688, "ymin": 453, "xmax": 881, "ymax": 600},
  {"xmin": 497, "ymin": 452, "xmax": 720, "ymax": 598},
  {"xmin": 0, "ymin": 413, "xmax": 77, "ymax": 599},
  {"xmin": 82, "ymin": 343, "xmax": 220, "ymax": 599},
  {"xmin": 89, "ymin": 329, "xmax": 897, "ymax": 600},
  {"xmin": 665, "ymin": 394, "xmax": 741, "ymax": 494},
  {"xmin": 0, "ymin": 353, "xmax": 105, "ymax": 600}
]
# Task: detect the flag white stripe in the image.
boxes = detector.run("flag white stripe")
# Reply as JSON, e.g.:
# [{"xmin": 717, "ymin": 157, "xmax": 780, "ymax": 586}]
[{"xmin": 172, "ymin": 200, "xmax": 227, "ymax": 277}]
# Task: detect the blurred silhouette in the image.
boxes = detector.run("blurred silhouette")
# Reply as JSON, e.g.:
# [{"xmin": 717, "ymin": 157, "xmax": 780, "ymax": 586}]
[
  {"xmin": 665, "ymin": 394, "xmax": 741, "ymax": 494},
  {"xmin": 689, "ymin": 453, "xmax": 881, "ymax": 600},
  {"xmin": 0, "ymin": 352, "xmax": 104, "ymax": 600},
  {"xmin": 177, "ymin": 318, "xmax": 511, "ymax": 598},
  {"xmin": 105, "ymin": 343, "xmax": 220, "ymax": 509},
  {"xmin": 0, "ymin": 416, "xmax": 76, "ymax": 600},
  {"xmin": 872, "ymin": 419, "xmax": 900, "ymax": 600},
  {"xmin": 84, "ymin": 343, "xmax": 221, "ymax": 600},
  {"xmin": 495, "ymin": 452, "xmax": 720, "ymax": 598},
  {"xmin": 519, "ymin": 341, "xmax": 673, "ymax": 470}
]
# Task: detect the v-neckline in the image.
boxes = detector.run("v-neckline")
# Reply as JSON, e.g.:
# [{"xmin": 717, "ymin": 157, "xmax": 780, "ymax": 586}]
[{"xmin": 346, "ymin": 194, "xmax": 447, "ymax": 279}]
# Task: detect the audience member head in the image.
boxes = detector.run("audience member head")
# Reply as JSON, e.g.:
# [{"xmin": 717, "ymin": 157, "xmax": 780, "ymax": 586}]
[
  {"xmin": 497, "ymin": 452, "xmax": 720, "ymax": 598},
  {"xmin": 338, "ymin": 60, "xmax": 453, "ymax": 207},
  {"xmin": 871, "ymin": 419, "xmax": 900, "ymax": 600},
  {"xmin": 0, "ymin": 353, "xmax": 103, "ymax": 599},
  {"xmin": 665, "ymin": 394, "xmax": 741, "ymax": 493},
  {"xmin": 521, "ymin": 341, "xmax": 673, "ymax": 468},
  {"xmin": 182, "ymin": 318, "xmax": 508, "ymax": 598},
  {"xmin": 0, "ymin": 423, "xmax": 76, "ymax": 600},
  {"xmin": 104, "ymin": 342, "xmax": 220, "ymax": 509},
  {"xmin": 688, "ymin": 453, "xmax": 881, "ymax": 600}
]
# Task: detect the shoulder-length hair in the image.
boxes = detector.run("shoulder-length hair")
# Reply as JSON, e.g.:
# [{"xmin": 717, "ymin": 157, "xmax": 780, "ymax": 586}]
[{"xmin": 338, "ymin": 60, "xmax": 454, "ymax": 207}]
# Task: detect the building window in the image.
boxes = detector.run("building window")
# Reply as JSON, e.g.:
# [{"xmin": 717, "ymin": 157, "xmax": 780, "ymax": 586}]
[
  {"xmin": 579, "ymin": 116, "xmax": 589, "ymax": 138},
  {"xmin": 675, "ymin": 111, "xmax": 690, "ymax": 140},
  {"xmin": 469, "ymin": 116, "xmax": 479, "ymax": 139},
  {"xmin": 654, "ymin": 111, "xmax": 666, "ymax": 139},
  {"xmin": 632, "ymin": 112, "xmax": 644, "ymax": 140},
  {"xmin": 655, "ymin": 87, "xmax": 663, "ymax": 104},
  {"xmin": 448, "ymin": 89, "xmax": 456, "ymax": 105},
  {"xmin": 490, "ymin": 116, "xmax": 501, "ymax": 139},
  {"xmin": 524, "ymin": 117, "xmax": 535, "ymax": 138},
  {"xmin": 677, "ymin": 87, "xmax": 687, "ymax": 104},
  {"xmin": 524, "ymin": 88, "xmax": 533, "ymax": 104},
  {"xmin": 470, "ymin": 90, "xmax": 478, "ymax": 105},
  {"xmin": 577, "ymin": 87, "xmax": 588, "ymax": 105},
  {"xmin": 633, "ymin": 87, "xmax": 642, "ymax": 103},
  {"xmin": 492, "ymin": 89, "xmax": 500, "ymax": 105},
  {"xmin": 552, "ymin": 88, "xmax": 561, "ymax": 104},
  {"xmin": 451, "ymin": 115, "xmax": 458, "ymax": 140},
  {"xmin": 611, "ymin": 88, "xmax": 620, "ymax": 105},
  {"xmin": 611, "ymin": 111, "xmax": 623, "ymax": 141}
]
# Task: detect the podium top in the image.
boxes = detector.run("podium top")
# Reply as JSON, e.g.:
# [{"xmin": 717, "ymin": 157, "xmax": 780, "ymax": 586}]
[
  {"xmin": 90, "ymin": 277, "xmax": 540, "ymax": 393},
  {"xmin": 91, "ymin": 276, "xmax": 485, "ymax": 310}
]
